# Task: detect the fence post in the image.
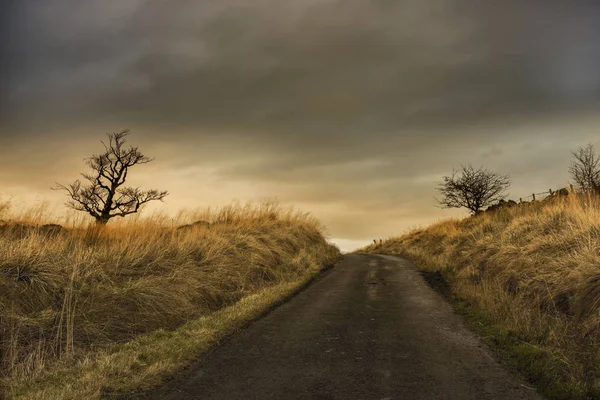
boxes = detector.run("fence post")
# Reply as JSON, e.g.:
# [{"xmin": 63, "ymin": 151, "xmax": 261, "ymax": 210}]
[
  {"xmin": 570, "ymin": 184, "xmax": 574, "ymax": 193},
  {"xmin": 519, "ymin": 197, "xmax": 522, "ymax": 203},
  {"xmin": 532, "ymin": 193, "xmax": 536, "ymax": 201}
]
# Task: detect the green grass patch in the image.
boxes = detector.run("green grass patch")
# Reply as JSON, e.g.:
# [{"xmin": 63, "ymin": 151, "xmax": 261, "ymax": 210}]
[{"xmin": 452, "ymin": 299, "xmax": 582, "ymax": 399}]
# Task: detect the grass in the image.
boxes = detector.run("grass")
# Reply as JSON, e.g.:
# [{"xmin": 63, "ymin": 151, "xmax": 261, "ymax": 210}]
[
  {"xmin": 0, "ymin": 200, "xmax": 341, "ymax": 399},
  {"xmin": 360, "ymin": 194, "xmax": 600, "ymax": 400}
]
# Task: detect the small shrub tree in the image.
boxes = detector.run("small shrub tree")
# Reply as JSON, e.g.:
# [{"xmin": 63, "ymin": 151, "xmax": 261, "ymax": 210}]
[
  {"xmin": 569, "ymin": 143, "xmax": 600, "ymax": 194},
  {"xmin": 54, "ymin": 130, "xmax": 168, "ymax": 225},
  {"xmin": 436, "ymin": 164, "xmax": 511, "ymax": 215}
]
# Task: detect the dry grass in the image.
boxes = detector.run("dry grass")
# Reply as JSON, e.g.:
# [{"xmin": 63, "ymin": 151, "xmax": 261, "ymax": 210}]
[
  {"xmin": 0, "ymin": 200, "xmax": 340, "ymax": 399},
  {"xmin": 361, "ymin": 194, "xmax": 600, "ymax": 399}
]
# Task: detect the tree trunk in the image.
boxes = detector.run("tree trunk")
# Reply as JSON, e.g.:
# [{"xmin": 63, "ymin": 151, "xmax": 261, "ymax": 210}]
[{"xmin": 95, "ymin": 217, "xmax": 110, "ymax": 226}]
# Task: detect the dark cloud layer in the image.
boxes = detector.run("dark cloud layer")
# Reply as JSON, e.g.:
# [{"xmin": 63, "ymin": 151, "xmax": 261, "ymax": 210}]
[
  {"xmin": 2, "ymin": 1, "xmax": 600, "ymax": 249},
  {"xmin": 4, "ymin": 0, "xmax": 600, "ymax": 131}
]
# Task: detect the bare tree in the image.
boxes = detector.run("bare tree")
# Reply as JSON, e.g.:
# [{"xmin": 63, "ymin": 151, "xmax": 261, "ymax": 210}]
[
  {"xmin": 54, "ymin": 130, "xmax": 168, "ymax": 225},
  {"xmin": 436, "ymin": 165, "xmax": 511, "ymax": 214},
  {"xmin": 569, "ymin": 143, "xmax": 600, "ymax": 194}
]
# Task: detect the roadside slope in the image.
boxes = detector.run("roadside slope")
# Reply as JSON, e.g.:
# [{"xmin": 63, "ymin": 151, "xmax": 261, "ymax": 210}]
[
  {"xmin": 1, "ymin": 203, "xmax": 341, "ymax": 399},
  {"xmin": 360, "ymin": 196, "xmax": 600, "ymax": 399}
]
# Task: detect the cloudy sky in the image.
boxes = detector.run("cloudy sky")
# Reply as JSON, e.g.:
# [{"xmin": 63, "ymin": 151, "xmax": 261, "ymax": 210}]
[{"xmin": 1, "ymin": 0, "xmax": 600, "ymax": 251}]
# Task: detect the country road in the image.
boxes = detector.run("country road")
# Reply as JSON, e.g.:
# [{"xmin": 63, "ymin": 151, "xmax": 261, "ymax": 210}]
[{"xmin": 146, "ymin": 254, "xmax": 544, "ymax": 400}]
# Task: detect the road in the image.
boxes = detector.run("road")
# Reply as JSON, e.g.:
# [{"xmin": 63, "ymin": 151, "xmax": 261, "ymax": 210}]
[{"xmin": 146, "ymin": 254, "xmax": 544, "ymax": 400}]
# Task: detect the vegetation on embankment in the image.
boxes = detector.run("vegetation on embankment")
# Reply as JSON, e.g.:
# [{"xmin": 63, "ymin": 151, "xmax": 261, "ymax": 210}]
[
  {"xmin": 361, "ymin": 195, "xmax": 600, "ymax": 400},
  {"xmin": 0, "ymin": 201, "xmax": 341, "ymax": 399}
]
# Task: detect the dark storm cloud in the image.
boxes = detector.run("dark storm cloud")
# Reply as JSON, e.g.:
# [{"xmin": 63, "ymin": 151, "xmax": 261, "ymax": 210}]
[
  {"xmin": 4, "ymin": 0, "xmax": 600, "ymax": 136},
  {"xmin": 0, "ymin": 0, "xmax": 20, "ymax": 119}
]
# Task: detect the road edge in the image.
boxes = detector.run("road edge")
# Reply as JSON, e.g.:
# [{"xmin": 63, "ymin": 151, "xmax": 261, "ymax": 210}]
[
  {"xmin": 362, "ymin": 253, "xmax": 559, "ymax": 399},
  {"xmin": 8, "ymin": 256, "xmax": 343, "ymax": 400},
  {"xmin": 120, "ymin": 256, "xmax": 343, "ymax": 400}
]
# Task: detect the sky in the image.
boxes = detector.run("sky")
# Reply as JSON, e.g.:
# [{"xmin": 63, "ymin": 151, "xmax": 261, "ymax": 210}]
[{"xmin": 1, "ymin": 0, "xmax": 600, "ymax": 251}]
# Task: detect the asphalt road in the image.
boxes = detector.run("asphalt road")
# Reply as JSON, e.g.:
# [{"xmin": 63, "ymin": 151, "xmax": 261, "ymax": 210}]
[{"xmin": 147, "ymin": 254, "xmax": 544, "ymax": 400}]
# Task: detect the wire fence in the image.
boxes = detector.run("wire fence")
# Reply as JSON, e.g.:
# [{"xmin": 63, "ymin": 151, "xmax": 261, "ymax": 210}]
[{"xmin": 517, "ymin": 184, "xmax": 574, "ymax": 203}]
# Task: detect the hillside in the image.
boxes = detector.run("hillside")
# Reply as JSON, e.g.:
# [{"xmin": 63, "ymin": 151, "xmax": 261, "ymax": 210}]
[
  {"xmin": 360, "ymin": 195, "xmax": 600, "ymax": 399},
  {"xmin": 0, "ymin": 202, "xmax": 341, "ymax": 399}
]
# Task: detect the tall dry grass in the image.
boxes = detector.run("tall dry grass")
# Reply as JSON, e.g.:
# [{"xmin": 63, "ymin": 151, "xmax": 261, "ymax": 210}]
[
  {"xmin": 0, "ymin": 201, "xmax": 340, "ymax": 395},
  {"xmin": 362, "ymin": 194, "xmax": 600, "ymax": 398}
]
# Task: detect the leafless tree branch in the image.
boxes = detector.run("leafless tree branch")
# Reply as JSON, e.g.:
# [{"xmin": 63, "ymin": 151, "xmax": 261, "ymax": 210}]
[
  {"xmin": 435, "ymin": 164, "xmax": 511, "ymax": 215},
  {"xmin": 569, "ymin": 143, "xmax": 600, "ymax": 194},
  {"xmin": 53, "ymin": 130, "xmax": 168, "ymax": 225}
]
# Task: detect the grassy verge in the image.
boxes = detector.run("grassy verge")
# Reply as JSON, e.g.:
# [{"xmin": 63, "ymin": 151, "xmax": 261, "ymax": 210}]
[
  {"xmin": 359, "ymin": 195, "xmax": 600, "ymax": 400},
  {"xmin": 417, "ymin": 269, "xmax": 589, "ymax": 400},
  {"xmin": 1, "ymin": 201, "xmax": 341, "ymax": 399},
  {"xmin": 8, "ymin": 269, "xmax": 334, "ymax": 400}
]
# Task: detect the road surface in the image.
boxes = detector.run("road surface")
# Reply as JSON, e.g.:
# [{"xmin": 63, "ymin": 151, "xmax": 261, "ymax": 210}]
[{"xmin": 146, "ymin": 254, "xmax": 543, "ymax": 400}]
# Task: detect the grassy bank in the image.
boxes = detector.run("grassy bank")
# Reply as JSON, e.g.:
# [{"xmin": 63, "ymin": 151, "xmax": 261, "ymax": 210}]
[
  {"xmin": 360, "ymin": 195, "xmax": 600, "ymax": 400},
  {"xmin": 0, "ymin": 202, "xmax": 341, "ymax": 399}
]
